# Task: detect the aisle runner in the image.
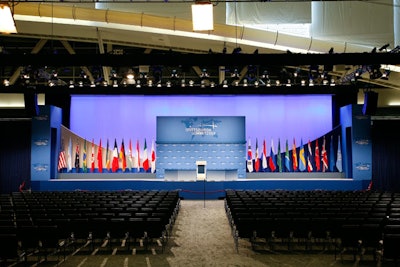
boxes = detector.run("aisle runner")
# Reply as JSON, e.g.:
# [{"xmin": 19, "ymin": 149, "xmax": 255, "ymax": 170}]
[{"xmin": 167, "ymin": 200, "xmax": 267, "ymax": 267}]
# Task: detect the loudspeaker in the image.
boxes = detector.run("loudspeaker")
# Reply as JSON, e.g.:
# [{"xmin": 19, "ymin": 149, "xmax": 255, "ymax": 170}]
[
  {"xmin": 24, "ymin": 92, "xmax": 39, "ymax": 117},
  {"xmin": 362, "ymin": 91, "xmax": 378, "ymax": 115}
]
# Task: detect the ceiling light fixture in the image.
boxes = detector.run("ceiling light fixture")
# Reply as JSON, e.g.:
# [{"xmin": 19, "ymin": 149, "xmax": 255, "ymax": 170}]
[
  {"xmin": 192, "ymin": 2, "xmax": 214, "ymax": 31},
  {"xmin": 0, "ymin": 3, "xmax": 17, "ymax": 34}
]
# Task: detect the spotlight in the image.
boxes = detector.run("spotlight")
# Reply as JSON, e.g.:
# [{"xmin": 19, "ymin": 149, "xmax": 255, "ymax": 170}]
[
  {"xmin": 254, "ymin": 80, "xmax": 259, "ymax": 87},
  {"xmin": 222, "ymin": 80, "xmax": 228, "ymax": 88},
  {"xmin": 136, "ymin": 80, "xmax": 141, "ymax": 88},
  {"xmin": 286, "ymin": 79, "xmax": 291, "ymax": 87},
  {"xmin": 181, "ymin": 79, "xmax": 186, "ymax": 87},
  {"xmin": 69, "ymin": 80, "xmax": 75, "ymax": 88},
  {"xmin": 379, "ymin": 44, "xmax": 390, "ymax": 52},
  {"xmin": 309, "ymin": 79, "xmax": 314, "ymax": 86},
  {"xmin": 3, "ymin": 79, "xmax": 10, "ymax": 86},
  {"xmin": 189, "ymin": 80, "xmax": 194, "ymax": 87},
  {"xmin": 90, "ymin": 81, "xmax": 96, "ymax": 87},
  {"xmin": 166, "ymin": 81, "xmax": 172, "ymax": 87},
  {"xmin": 148, "ymin": 80, "xmax": 153, "ymax": 87},
  {"xmin": 243, "ymin": 79, "xmax": 248, "ymax": 87},
  {"xmin": 112, "ymin": 80, "xmax": 118, "ymax": 87},
  {"xmin": 232, "ymin": 47, "xmax": 242, "ymax": 54},
  {"xmin": 330, "ymin": 78, "xmax": 336, "ymax": 86},
  {"xmin": 210, "ymin": 81, "xmax": 215, "ymax": 87},
  {"xmin": 301, "ymin": 79, "xmax": 306, "ymax": 86},
  {"xmin": 381, "ymin": 70, "xmax": 390, "ymax": 80}
]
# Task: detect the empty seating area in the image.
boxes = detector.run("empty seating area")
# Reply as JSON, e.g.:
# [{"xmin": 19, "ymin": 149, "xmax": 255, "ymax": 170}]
[
  {"xmin": 225, "ymin": 189, "xmax": 400, "ymax": 263},
  {"xmin": 0, "ymin": 190, "xmax": 180, "ymax": 264}
]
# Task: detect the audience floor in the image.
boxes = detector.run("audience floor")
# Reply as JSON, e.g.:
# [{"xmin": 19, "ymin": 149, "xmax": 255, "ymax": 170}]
[{"xmin": 5, "ymin": 200, "xmax": 392, "ymax": 267}]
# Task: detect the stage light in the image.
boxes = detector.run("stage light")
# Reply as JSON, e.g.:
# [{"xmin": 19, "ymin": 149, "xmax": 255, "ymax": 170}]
[
  {"xmin": 69, "ymin": 80, "xmax": 75, "ymax": 88},
  {"xmin": 192, "ymin": 2, "xmax": 213, "ymax": 31},
  {"xmin": 112, "ymin": 80, "xmax": 118, "ymax": 87},
  {"xmin": 210, "ymin": 81, "xmax": 215, "ymax": 87},
  {"xmin": 166, "ymin": 81, "xmax": 172, "ymax": 87},
  {"xmin": 189, "ymin": 80, "xmax": 194, "ymax": 87},
  {"xmin": 222, "ymin": 80, "xmax": 228, "ymax": 88},
  {"xmin": 3, "ymin": 79, "xmax": 9, "ymax": 86},
  {"xmin": 301, "ymin": 79, "xmax": 306, "ymax": 86},
  {"xmin": 286, "ymin": 79, "xmax": 291, "ymax": 87},
  {"xmin": 136, "ymin": 80, "xmax": 141, "ymax": 88},
  {"xmin": 148, "ymin": 79, "xmax": 153, "ymax": 87},
  {"xmin": 243, "ymin": 79, "xmax": 248, "ymax": 87},
  {"xmin": 379, "ymin": 43, "xmax": 390, "ymax": 52},
  {"xmin": 90, "ymin": 81, "xmax": 95, "ymax": 87},
  {"xmin": 309, "ymin": 79, "xmax": 314, "ymax": 86},
  {"xmin": 381, "ymin": 70, "xmax": 390, "ymax": 80},
  {"xmin": 275, "ymin": 80, "xmax": 281, "ymax": 86},
  {"xmin": 330, "ymin": 78, "xmax": 336, "ymax": 86},
  {"xmin": 0, "ymin": 4, "xmax": 17, "ymax": 34},
  {"xmin": 181, "ymin": 79, "xmax": 186, "ymax": 87},
  {"xmin": 254, "ymin": 80, "xmax": 259, "ymax": 88}
]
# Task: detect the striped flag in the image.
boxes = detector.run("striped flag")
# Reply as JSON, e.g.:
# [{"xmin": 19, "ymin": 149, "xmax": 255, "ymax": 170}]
[
  {"xmin": 307, "ymin": 140, "xmax": 313, "ymax": 172},
  {"xmin": 247, "ymin": 139, "xmax": 253, "ymax": 173},
  {"xmin": 269, "ymin": 139, "xmax": 276, "ymax": 172},
  {"xmin": 111, "ymin": 139, "xmax": 119, "ymax": 172},
  {"xmin": 57, "ymin": 141, "xmax": 67, "ymax": 172},
  {"xmin": 262, "ymin": 139, "xmax": 268, "ymax": 170},
  {"xmin": 321, "ymin": 136, "xmax": 329, "ymax": 172},
  {"xmin": 299, "ymin": 139, "xmax": 306, "ymax": 172},
  {"xmin": 151, "ymin": 139, "xmax": 156, "ymax": 173},
  {"xmin": 142, "ymin": 139, "xmax": 149, "ymax": 172},
  {"xmin": 292, "ymin": 138, "xmax": 298, "ymax": 172},
  {"xmin": 120, "ymin": 139, "xmax": 127, "ymax": 172},
  {"xmin": 254, "ymin": 138, "xmax": 260, "ymax": 172}
]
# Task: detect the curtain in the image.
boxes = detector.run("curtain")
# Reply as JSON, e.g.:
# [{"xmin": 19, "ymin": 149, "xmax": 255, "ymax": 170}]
[
  {"xmin": 0, "ymin": 121, "xmax": 31, "ymax": 193},
  {"xmin": 371, "ymin": 120, "xmax": 400, "ymax": 192}
]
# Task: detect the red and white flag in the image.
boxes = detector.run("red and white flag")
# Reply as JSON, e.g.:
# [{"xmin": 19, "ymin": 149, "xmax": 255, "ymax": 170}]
[{"xmin": 151, "ymin": 140, "xmax": 156, "ymax": 173}]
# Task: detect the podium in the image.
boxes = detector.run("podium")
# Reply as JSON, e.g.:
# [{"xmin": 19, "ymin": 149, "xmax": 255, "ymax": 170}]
[{"xmin": 196, "ymin": 161, "xmax": 207, "ymax": 181}]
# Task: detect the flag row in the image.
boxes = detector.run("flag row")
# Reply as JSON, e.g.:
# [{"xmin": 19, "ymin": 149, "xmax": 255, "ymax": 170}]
[
  {"xmin": 246, "ymin": 135, "xmax": 343, "ymax": 173},
  {"xmin": 58, "ymin": 138, "xmax": 156, "ymax": 173}
]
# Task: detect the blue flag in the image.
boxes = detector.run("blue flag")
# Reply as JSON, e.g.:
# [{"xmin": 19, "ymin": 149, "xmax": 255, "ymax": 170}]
[{"xmin": 329, "ymin": 135, "xmax": 335, "ymax": 172}]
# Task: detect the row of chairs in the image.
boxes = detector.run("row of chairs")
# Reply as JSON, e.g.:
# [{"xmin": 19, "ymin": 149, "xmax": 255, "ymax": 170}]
[
  {"xmin": 225, "ymin": 189, "xmax": 400, "ymax": 264},
  {"xmin": 0, "ymin": 190, "xmax": 180, "ymax": 264}
]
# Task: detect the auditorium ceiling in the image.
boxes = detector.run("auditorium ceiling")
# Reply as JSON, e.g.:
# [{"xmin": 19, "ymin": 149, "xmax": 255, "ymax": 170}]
[{"xmin": 1, "ymin": 0, "xmax": 400, "ymax": 110}]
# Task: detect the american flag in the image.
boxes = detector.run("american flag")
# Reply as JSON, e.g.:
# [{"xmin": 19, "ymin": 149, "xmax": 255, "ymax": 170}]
[{"xmin": 57, "ymin": 149, "xmax": 67, "ymax": 171}]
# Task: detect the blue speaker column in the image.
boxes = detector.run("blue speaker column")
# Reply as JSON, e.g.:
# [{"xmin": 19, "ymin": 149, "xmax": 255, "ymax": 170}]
[{"xmin": 31, "ymin": 105, "xmax": 63, "ymax": 189}]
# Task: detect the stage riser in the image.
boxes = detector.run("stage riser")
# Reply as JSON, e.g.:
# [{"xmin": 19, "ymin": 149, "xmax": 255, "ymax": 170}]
[{"xmin": 32, "ymin": 179, "xmax": 366, "ymax": 200}]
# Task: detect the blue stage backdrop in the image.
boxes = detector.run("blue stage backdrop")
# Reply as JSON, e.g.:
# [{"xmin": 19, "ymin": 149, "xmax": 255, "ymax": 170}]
[
  {"xmin": 70, "ymin": 95, "xmax": 333, "ymax": 145},
  {"xmin": 156, "ymin": 116, "xmax": 246, "ymax": 178}
]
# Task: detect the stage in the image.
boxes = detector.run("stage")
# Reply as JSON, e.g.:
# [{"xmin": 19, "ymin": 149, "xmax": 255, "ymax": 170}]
[{"xmin": 32, "ymin": 172, "xmax": 367, "ymax": 199}]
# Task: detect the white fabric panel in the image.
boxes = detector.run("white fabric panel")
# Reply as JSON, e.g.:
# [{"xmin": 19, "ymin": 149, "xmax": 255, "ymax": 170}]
[
  {"xmin": 394, "ymin": 0, "xmax": 400, "ymax": 47},
  {"xmin": 311, "ymin": 1, "xmax": 394, "ymax": 48},
  {"xmin": 226, "ymin": 2, "xmax": 311, "ymax": 25}
]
